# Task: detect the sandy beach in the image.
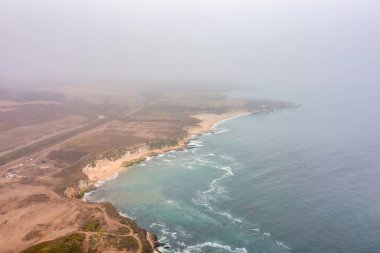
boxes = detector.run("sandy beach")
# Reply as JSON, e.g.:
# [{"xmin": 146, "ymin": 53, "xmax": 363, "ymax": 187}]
[{"xmin": 83, "ymin": 111, "xmax": 250, "ymax": 184}]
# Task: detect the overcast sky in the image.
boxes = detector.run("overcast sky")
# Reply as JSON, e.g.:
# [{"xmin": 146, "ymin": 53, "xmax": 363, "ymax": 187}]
[{"xmin": 1, "ymin": 0, "xmax": 379, "ymax": 90}]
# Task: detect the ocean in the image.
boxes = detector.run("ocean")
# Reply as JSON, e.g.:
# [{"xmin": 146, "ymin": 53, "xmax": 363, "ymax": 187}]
[{"xmin": 88, "ymin": 86, "xmax": 380, "ymax": 253}]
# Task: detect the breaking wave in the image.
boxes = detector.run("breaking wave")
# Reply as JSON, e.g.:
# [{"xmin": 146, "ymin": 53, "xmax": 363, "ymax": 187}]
[{"xmin": 181, "ymin": 242, "xmax": 247, "ymax": 253}]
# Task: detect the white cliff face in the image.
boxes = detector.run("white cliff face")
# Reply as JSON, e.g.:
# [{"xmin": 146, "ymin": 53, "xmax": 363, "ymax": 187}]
[{"xmin": 83, "ymin": 144, "xmax": 149, "ymax": 182}]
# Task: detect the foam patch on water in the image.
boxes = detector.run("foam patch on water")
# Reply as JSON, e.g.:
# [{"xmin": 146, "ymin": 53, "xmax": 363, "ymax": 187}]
[
  {"xmin": 276, "ymin": 240, "xmax": 291, "ymax": 250},
  {"xmin": 192, "ymin": 164, "xmax": 243, "ymax": 223},
  {"xmin": 202, "ymin": 153, "xmax": 215, "ymax": 157},
  {"xmin": 181, "ymin": 241, "xmax": 247, "ymax": 253},
  {"xmin": 151, "ymin": 223, "xmax": 178, "ymax": 240},
  {"xmin": 214, "ymin": 128, "xmax": 230, "ymax": 134},
  {"xmin": 118, "ymin": 210, "xmax": 136, "ymax": 220},
  {"xmin": 188, "ymin": 140, "xmax": 204, "ymax": 148},
  {"xmin": 216, "ymin": 211, "xmax": 243, "ymax": 223}
]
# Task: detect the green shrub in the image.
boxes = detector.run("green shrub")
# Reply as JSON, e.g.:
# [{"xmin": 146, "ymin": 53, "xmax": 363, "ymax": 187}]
[{"xmin": 21, "ymin": 233, "xmax": 84, "ymax": 253}]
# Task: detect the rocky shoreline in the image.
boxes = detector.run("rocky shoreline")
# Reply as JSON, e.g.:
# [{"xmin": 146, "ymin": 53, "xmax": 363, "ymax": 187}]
[{"xmin": 60, "ymin": 111, "xmax": 251, "ymax": 252}]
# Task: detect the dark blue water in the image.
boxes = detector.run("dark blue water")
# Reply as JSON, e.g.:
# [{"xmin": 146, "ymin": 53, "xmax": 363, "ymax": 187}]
[{"xmin": 89, "ymin": 86, "xmax": 380, "ymax": 253}]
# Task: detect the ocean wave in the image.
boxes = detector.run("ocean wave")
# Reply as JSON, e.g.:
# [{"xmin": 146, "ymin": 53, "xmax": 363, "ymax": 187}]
[
  {"xmin": 192, "ymin": 164, "xmax": 243, "ymax": 223},
  {"xmin": 213, "ymin": 128, "xmax": 230, "ymax": 134},
  {"xmin": 276, "ymin": 240, "xmax": 291, "ymax": 250},
  {"xmin": 263, "ymin": 232, "xmax": 271, "ymax": 237},
  {"xmin": 194, "ymin": 165, "xmax": 233, "ymax": 199},
  {"xmin": 94, "ymin": 180, "xmax": 106, "ymax": 188},
  {"xmin": 181, "ymin": 242, "xmax": 247, "ymax": 253},
  {"xmin": 151, "ymin": 223, "xmax": 178, "ymax": 240},
  {"xmin": 92, "ymin": 171, "xmax": 119, "ymax": 188},
  {"xmin": 195, "ymin": 157, "xmax": 214, "ymax": 165},
  {"xmin": 216, "ymin": 211, "xmax": 242, "ymax": 223},
  {"xmin": 188, "ymin": 140, "xmax": 204, "ymax": 148},
  {"xmin": 118, "ymin": 210, "xmax": 135, "ymax": 220}
]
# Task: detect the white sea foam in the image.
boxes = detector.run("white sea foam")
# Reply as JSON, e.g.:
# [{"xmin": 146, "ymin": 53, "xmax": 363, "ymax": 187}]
[
  {"xmin": 276, "ymin": 240, "xmax": 291, "ymax": 250},
  {"xmin": 118, "ymin": 211, "xmax": 135, "ymax": 220},
  {"xmin": 93, "ymin": 171, "xmax": 120, "ymax": 188},
  {"xmin": 182, "ymin": 242, "xmax": 247, "ymax": 253},
  {"xmin": 188, "ymin": 140, "xmax": 204, "ymax": 148},
  {"xmin": 216, "ymin": 211, "xmax": 242, "ymax": 223},
  {"xmin": 195, "ymin": 157, "xmax": 214, "ymax": 165},
  {"xmin": 94, "ymin": 180, "xmax": 106, "ymax": 187},
  {"xmin": 214, "ymin": 128, "xmax": 230, "ymax": 134},
  {"xmin": 151, "ymin": 223, "xmax": 178, "ymax": 239},
  {"xmin": 263, "ymin": 232, "xmax": 271, "ymax": 237},
  {"xmin": 191, "ymin": 164, "xmax": 244, "ymax": 224}
]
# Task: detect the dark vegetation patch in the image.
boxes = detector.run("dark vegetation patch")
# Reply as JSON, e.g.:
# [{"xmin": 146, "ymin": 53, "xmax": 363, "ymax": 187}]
[
  {"xmin": 147, "ymin": 139, "xmax": 180, "ymax": 150},
  {"xmin": 52, "ymin": 161, "xmax": 88, "ymax": 195},
  {"xmin": 116, "ymin": 226, "xmax": 130, "ymax": 235},
  {"xmin": 47, "ymin": 149, "xmax": 88, "ymax": 164},
  {"xmin": 20, "ymin": 233, "xmax": 84, "ymax": 253},
  {"xmin": 23, "ymin": 229, "xmax": 43, "ymax": 241},
  {"xmin": 81, "ymin": 217, "xmax": 102, "ymax": 232},
  {"xmin": 17, "ymin": 194, "xmax": 50, "ymax": 209},
  {"xmin": 104, "ymin": 235, "xmax": 139, "ymax": 251},
  {"xmin": 121, "ymin": 158, "xmax": 146, "ymax": 167}
]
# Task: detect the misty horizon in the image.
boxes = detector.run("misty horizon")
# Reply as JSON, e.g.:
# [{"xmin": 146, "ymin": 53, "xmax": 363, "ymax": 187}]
[{"xmin": 1, "ymin": 0, "xmax": 379, "ymax": 91}]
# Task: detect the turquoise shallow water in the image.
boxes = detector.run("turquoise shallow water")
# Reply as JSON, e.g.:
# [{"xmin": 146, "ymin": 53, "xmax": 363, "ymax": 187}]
[{"xmin": 88, "ymin": 87, "xmax": 380, "ymax": 253}]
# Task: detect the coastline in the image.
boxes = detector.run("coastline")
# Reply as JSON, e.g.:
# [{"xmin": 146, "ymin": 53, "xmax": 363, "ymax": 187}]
[
  {"xmin": 82, "ymin": 110, "xmax": 251, "ymax": 192},
  {"xmin": 77, "ymin": 111, "xmax": 250, "ymax": 252}
]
